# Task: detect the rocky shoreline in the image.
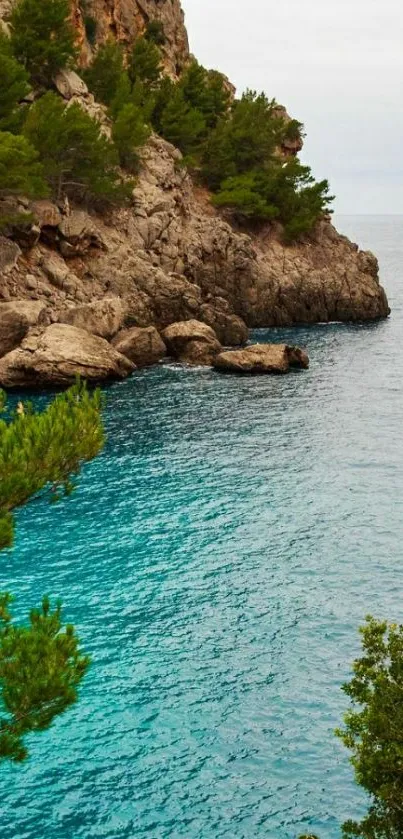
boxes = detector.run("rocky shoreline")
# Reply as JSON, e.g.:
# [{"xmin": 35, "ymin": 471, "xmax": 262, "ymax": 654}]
[{"xmin": 0, "ymin": 1, "xmax": 390, "ymax": 390}]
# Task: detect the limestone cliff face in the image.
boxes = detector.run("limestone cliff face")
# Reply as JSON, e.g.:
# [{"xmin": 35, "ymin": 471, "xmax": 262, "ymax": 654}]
[
  {"xmin": 0, "ymin": 134, "xmax": 389, "ymax": 341},
  {"xmin": 77, "ymin": 0, "xmax": 189, "ymax": 73},
  {"xmin": 0, "ymin": 0, "xmax": 189, "ymax": 73}
]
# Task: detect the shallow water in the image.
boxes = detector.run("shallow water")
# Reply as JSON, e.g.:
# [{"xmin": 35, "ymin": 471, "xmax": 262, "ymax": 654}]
[{"xmin": 1, "ymin": 216, "xmax": 402, "ymax": 838}]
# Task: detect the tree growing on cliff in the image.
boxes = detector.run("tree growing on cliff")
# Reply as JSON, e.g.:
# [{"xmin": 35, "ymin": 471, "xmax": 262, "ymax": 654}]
[
  {"xmin": 160, "ymin": 88, "xmax": 205, "ymax": 155},
  {"xmin": 0, "ymin": 42, "xmax": 30, "ymax": 132},
  {"xmin": 0, "ymin": 381, "xmax": 104, "ymax": 761},
  {"xmin": 112, "ymin": 103, "xmax": 150, "ymax": 173},
  {"xmin": 128, "ymin": 37, "xmax": 162, "ymax": 88},
  {"xmin": 24, "ymin": 92, "xmax": 129, "ymax": 204},
  {"xmin": 336, "ymin": 616, "xmax": 403, "ymax": 838},
  {"xmin": 10, "ymin": 0, "xmax": 77, "ymax": 86},
  {"xmin": 83, "ymin": 41, "xmax": 125, "ymax": 108},
  {"xmin": 0, "ymin": 132, "xmax": 47, "ymax": 198}
]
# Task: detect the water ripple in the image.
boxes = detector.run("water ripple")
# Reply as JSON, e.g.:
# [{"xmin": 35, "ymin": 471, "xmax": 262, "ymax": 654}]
[{"xmin": 1, "ymin": 216, "xmax": 403, "ymax": 838}]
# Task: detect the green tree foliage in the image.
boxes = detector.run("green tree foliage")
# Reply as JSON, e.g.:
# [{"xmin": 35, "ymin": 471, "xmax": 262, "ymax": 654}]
[
  {"xmin": 336, "ymin": 617, "xmax": 403, "ymax": 838},
  {"xmin": 10, "ymin": 0, "xmax": 77, "ymax": 87},
  {"xmin": 24, "ymin": 92, "xmax": 128, "ymax": 203},
  {"xmin": 178, "ymin": 60, "xmax": 230, "ymax": 129},
  {"xmin": 0, "ymin": 132, "xmax": 47, "ymax": 198},
  {"xmin": 202, "ymin": 91, "xmax": 287, "ymax": 187},
  {"xmin": 0, "ymin": 593, "xmax": 90, "ymax": 762},
  {"xmin": 0, "ymin": 381, "xmax": 104, "ymax": 549},
  {"xmin": 112, "ymin": 103, "xmax": 150, "ymax": 172},
  {"xmin": 0, "ymin": 382, "xmax": 104, "ymax": 762},
  {"xmin": 160, "ymin": 88, "xmax": 205, "ymax": 155},
  {"xmin": 202, "ymin": 91, "xmax": 332, "ymax": 239},
  {"xmin": 83, "ymin": 41, "xmax": 125, "ymax": 107},
  {"xmin": 0, "ymin": 43, "xmax": 30, "ymax": 132},
  {"xmin": 144, "ymin": 20, "xmax": 166, "ymax": 46},
  {"xmin": 128, "ymin": 37, "xmax": 162, "ymax": 88}
]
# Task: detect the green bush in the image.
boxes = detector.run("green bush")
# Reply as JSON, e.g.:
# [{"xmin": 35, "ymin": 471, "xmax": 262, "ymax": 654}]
[
  {"xmin": 10, "ymin": 0, "xmax": 77, "ymax": 86},
  {"xmin": 24, "ymin": 92, "xmax": 129, "ymax": 204},
  {"xmin": 145, "ymin": 20, "xmax": 166, "ymax": 46},
  {"xmin": 0, "ymin": 131, "xmax": 47, "ymax": 198},
  {"xmin": 84, "ymin": 15, "xmax": 97, "ymax": 45}
]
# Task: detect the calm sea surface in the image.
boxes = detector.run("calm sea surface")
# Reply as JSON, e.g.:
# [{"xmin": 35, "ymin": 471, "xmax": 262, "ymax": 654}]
[{"xmin": 1, "ymin": 216, "xmax": 402, "ymax": 838}]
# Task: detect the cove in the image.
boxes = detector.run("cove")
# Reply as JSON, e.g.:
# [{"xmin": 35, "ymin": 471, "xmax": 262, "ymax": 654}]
[{"xmin": 1, "ymin": 216, "xmax": 402, "ymax": 838}]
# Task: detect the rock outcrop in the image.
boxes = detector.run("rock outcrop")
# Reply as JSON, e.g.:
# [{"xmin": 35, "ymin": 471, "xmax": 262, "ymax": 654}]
[
  {"xmin": 0, "ymin": 0, "xmax": 390, "ymax": 389},
  {"xmin": 112, "ymin": 325, "xmax": 166, "ymax": 366},
  {"xmin": 163, "ymin": 320, "xmax": 222, "ymax": 366},
  {"xmin": 214, "ymin": 344, "xmax": 309, "ymax": 375},
  {"xmin": 0, "ymin": 324, "xmax": 134, "ymax": 388},
  {"xmin": 0, "ymin": 308, "xmax": 29, "ymax": 359},
  {"xmin": 60, "ymin": 297, "xmax": 126, "ymax": 339},
  {"xmin": 0, "ymin": 0, "xmax": 190, "ymax": 75}
]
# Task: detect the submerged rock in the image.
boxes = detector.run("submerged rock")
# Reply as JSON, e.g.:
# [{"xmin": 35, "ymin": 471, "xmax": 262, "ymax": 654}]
[
  {"xmin": 214, "ymin": 344, "xmax": 309, "ymax": 374},
  {"xmin": 163, "ymin": 319, "xmax": 222, "ymax": 366},
  {"xmin": 0, "ymin": 323, "xmax": 134, "ymax": 388},
  {"xmin": 112, "ymin": 325, "xmax": 166, "ymax": 367}
]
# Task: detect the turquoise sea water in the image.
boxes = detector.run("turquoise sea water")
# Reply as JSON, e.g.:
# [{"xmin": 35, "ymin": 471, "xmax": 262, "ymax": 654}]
[{"xmin": 1, "ymin": 216, "xmax": 403, "ymax": 838}]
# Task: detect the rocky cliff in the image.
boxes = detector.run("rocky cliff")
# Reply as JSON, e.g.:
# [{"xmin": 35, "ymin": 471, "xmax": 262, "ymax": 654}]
[
  {"xmin": 0, "ymin": 0, "xmax": 190, "ymax": 73},
  {"xmin": 0, "ymin": 0, "xmax": 390, "ymax": 387}
]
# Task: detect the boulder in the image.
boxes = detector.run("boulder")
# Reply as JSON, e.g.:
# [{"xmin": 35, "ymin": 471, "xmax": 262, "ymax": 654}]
[
  {"xmin": 54, "ymin": 69, "xmax": 89, "ymax": 100},
  {"xmin": 58, "ymin": 210, "xmax": 106, "ymax": 256},
  {"xmin": 200, "ymin": 301, "xmax": 248, "ymax": 346},
  {"xmin": 31, "ymin": 200, "xmax": 62, "ymax": 229},
  {"xmin": 0, "ymin": 236, "xmax": 21, "ymax": 274},
  {"xmin": 214, "ymin": 343, "xmax": 309, "ymax": 374},
  {"xmin": 0, "ymin": 324, "xmax": 134, "ymax": 388},
  {"xmin": 0, "ymin": 308, "xmax": 29, "ymax": 358},
  {"xmin": 0, "ymin": 300, "xmax": 48, "ymax": 326},
  {"xmin": 60, "ymin": 297, "xmax": 125, "ymax": 339},
  {"xmin": 162, "ymin": 319, "xmax": 222, "ymax": 366},
  {"xmin": 112, "ymin": 326, "xmax": 166, "ymax": 368}
]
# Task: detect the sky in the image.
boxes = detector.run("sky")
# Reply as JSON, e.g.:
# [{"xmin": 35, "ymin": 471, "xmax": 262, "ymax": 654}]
[{"xmin": 181, "ymin": 0, "xmax": 403, "ymax": 214}]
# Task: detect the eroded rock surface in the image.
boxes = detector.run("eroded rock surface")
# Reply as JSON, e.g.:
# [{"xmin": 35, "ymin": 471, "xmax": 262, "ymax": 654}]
[
  {"xmin": 0, "ymin": 324, "xmax": 134, "ymax": 388},
  {"xmin": 0, "ymin": 308, "xmax": 29, "ymax": 359},
  {"xmin": 215, "ymin": 344, "xmax": 309, "ymax": 375},
  {"xmin": 163, "ymin": 319, "xmax": 222, "ymax": 366},
  {"xmin": 112, "ymin": 325, "xmax": 166, "ymax": 367}
]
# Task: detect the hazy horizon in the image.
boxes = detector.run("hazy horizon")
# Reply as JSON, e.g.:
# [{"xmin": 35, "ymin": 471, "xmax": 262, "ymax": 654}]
[{"xmin": 181, "ymin": 0, "xmax": 403, "ymax": 215}]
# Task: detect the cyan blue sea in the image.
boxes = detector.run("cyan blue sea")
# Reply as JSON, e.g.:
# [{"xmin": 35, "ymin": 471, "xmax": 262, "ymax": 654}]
[{"xmin": 1, "ymin": 216, "xmax": 402, "ymax": 838}]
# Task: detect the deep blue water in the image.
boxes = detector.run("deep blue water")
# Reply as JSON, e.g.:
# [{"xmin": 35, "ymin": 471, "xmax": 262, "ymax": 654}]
[{"xmin": 1, "ymin": 216, "xmax": 403, "ymax": 838}]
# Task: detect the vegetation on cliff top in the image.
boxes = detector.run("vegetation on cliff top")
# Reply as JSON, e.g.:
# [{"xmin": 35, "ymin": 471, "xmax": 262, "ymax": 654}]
[
  {"xmin": 0, "ymin": 381, "xmax": 104, "ymax": 761},
  {"xmin": 0, "ymin": 0, "xmax": 332, "ymax": 240}
]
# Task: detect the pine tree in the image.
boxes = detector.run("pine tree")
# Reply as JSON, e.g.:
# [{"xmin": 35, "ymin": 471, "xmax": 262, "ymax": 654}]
[
  {"xmin": 336, "ymin": 617, "xmax": 403, "ymax": 838},
  {"xmin": 0, "ymin": 42, "xmax": 30, "ymax": 132},
  {"xmin": 0, "ymin": 381, "xmax": 104, "ymax": 762},
  {"xmin": 160, "ymin": 89, "xmax": 205, "ymax": 155},
  {"xmin": 23, "ymin": 92, "xmax": 128, "ymax": 204},
  {"xmin": 0, "ymin": 131, "xmax": 47, "ymax": 198},
  {"xmin": 83, "ymin": 41, "xmax": 125, "ymax": 108},
  {"xmin": 128, "ymin": 37, "xmax": 162, "ymax": 88},
  {"xmin": 0, "ymin": 594, "xmax": 90, "ymax": 762},
  {"xmin": 112, "ymin": 103, "xmax": 150, "ymax": 173},
  {"xmin": 10, "ymin": 0, "xmax": 77, "ymax": 87}
]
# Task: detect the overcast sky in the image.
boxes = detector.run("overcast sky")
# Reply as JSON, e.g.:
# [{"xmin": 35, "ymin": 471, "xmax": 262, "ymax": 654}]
[{"xmin": 181, "ymin": 0, "xmax": 403, "ymax": 214}]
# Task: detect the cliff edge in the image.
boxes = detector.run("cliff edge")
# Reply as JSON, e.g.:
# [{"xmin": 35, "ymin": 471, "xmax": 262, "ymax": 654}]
[{"xmin": 0, "ymin": 0, "xmax": 390, "ymax": 387}]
